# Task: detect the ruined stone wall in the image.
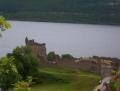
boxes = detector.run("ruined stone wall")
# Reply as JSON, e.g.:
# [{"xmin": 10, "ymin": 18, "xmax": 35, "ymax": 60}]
[
  {"xmin": 112, "ymin": 60, "xmax": 120, "ymax": 71},
  {"xmin": 46, "ymin": 59, "xmax": 102, "ymax": 75},
  {"xmin": 76, "ymin": 60, "xmax": 101, "ymax": 74},
  {"xmin": 57, "ymin": 59, "xmax": 76, "ymax": 68},
  {"xmin": 100, "ymin": 65, "xmax": 112, "ymax": 77},
  {"xmin": 25, "ymin": 37, "xmax": 114, "ymax": 77}
]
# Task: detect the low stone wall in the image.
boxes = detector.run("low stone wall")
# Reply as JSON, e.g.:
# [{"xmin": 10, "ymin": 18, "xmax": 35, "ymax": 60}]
[
  {"xmin": 39, "ymin": 58, "xmax": 112, "ymax": 77},
  {"xmin": 76, "ymin": 60, "xmax": 101, "ymax": 74}
]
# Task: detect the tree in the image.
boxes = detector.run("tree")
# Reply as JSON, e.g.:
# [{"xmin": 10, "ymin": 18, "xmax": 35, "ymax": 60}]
[
  {"xmin": 0, "ymin": 57, "xmax": 21, "ymax": 90},
  {"xmin": 62, "ymin": 54, "xmax": 74, "ymax": 59},
  {"xmin": 0, "ymin": 46, "xmax": 39, "ymax": 90},
  {"xmin": 11, "ymin": 46, "xmax": 39, "ymax": 79},
  {"xmin": 0, "ymin": 16, "xmax": 11, "ymax": 37},
  {"xmin": 47, "ymin": 51, "xmax": 56, "ymax": 61}
]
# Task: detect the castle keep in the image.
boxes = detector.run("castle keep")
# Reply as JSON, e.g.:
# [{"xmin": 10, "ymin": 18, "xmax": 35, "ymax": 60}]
[{"xmin": 25, "ymin": 37, "xmax": 47, "ymax": 61}]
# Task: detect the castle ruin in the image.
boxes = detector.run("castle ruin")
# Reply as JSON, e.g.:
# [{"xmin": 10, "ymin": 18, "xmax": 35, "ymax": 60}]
[
  {"xmin": 25, "ymin": 37, "xmax": 47, "ymax": 61},
  {"xmin": 25, "ymin": 37, "xmax": 120, "ymax": 77}
]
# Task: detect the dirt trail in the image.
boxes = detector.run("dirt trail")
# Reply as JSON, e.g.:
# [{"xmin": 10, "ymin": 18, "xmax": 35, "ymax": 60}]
[{"xmin": 93, "ymin": 77, "xmax": 111, "ymax": 91}]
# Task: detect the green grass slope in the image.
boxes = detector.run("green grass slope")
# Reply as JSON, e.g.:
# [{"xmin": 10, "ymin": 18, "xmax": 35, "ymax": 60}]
[
  {"xmin": 0, "ymin": 0, "xmax": 120, "ymax": 25},
  {"xmin": 32, "ymin": 68, "xmax": 101, "ymax": 91}
]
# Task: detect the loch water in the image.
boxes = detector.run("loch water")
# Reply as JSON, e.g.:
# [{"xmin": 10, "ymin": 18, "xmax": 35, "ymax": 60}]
[{"xmin": 0, "ymin": 21, "xmax": 120, "ymax": 58}]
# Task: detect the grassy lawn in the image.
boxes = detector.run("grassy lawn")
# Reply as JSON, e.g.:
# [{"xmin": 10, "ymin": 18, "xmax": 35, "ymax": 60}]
[{"xmin": 32, "ymin": 67, "xmax": 101, "ymax": 91}]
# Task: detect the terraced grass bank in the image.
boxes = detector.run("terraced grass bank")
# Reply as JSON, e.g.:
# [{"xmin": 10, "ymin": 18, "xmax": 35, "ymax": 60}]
[{"xmin": 32, "ymin": 68, "xmax": 101, "ymax": 91}]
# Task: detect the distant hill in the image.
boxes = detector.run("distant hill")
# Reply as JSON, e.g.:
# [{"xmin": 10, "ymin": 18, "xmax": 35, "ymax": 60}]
[{"xmin": 0, "ymin": 0, "xmax": 120, "ymax": 25}]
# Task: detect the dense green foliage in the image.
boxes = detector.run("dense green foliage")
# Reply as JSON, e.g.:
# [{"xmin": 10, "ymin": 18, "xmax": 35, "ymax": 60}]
[
  {"xmin": 47, "ymin": 52, "xmax": 56, "ymax": 61},
  {"xmin": 12, "ymin": 77, "xmax": 32, "ymax": 91},
  {"xmin": 0, "ymin": 57, "xmax": 21, "ymax": 90},
  {"xmin": 11, "ymin": 46, "xmax": 39, "ymax": 80},
  {"xmin": 62, "ymin": 54, "xmax": 74, "ymax": 59},
  {"xmin": 0, "ymin": 16, "xmax": 11, "ymax": 36},
  {"xmin": 12, "ymin": 81, "xmax": 31, "ymax": 91},
  {"xmin": 0, "ymin": 0, "xmax": 120, "ymax": 24}
]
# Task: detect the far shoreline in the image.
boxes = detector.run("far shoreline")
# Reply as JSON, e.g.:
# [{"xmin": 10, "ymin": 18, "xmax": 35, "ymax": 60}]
[{"xmin": 8, "ymin": 19, "xmax": 120, "ymax": 27}]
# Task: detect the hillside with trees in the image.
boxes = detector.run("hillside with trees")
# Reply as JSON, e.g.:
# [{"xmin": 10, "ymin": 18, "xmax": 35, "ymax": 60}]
[{"xmin": 0, "ymin": 0, "xmax": 120, "ymax": 25}]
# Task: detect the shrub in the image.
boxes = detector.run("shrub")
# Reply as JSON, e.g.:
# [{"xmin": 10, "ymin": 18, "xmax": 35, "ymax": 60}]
[
  {"xmin": 0, "ymin": 57, "xmax": 21, "ymax": 90},
  {"xmin": 110, "ymin": 71, "xmax": 120, "ymax": 91},
  {"xmin": 12, "ymin": 81, "xmax": 31, "ymax": 91}
]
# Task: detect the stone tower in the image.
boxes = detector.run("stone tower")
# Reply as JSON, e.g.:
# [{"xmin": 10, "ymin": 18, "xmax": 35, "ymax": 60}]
[{"xmin": 25, "ymin": 37, "xmax": 47, "ymax": 61}]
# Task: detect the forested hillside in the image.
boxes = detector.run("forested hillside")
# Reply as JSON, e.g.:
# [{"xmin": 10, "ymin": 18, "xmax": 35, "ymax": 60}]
[{"xmin": 0, "ymin": 0, "xmax": 120, "ymax": 24}]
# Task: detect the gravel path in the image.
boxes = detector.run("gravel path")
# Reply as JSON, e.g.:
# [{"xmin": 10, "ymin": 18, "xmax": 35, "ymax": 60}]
[{"xmin": 93, "ymin": 77, "xmax": 111, "ymax": 91}]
